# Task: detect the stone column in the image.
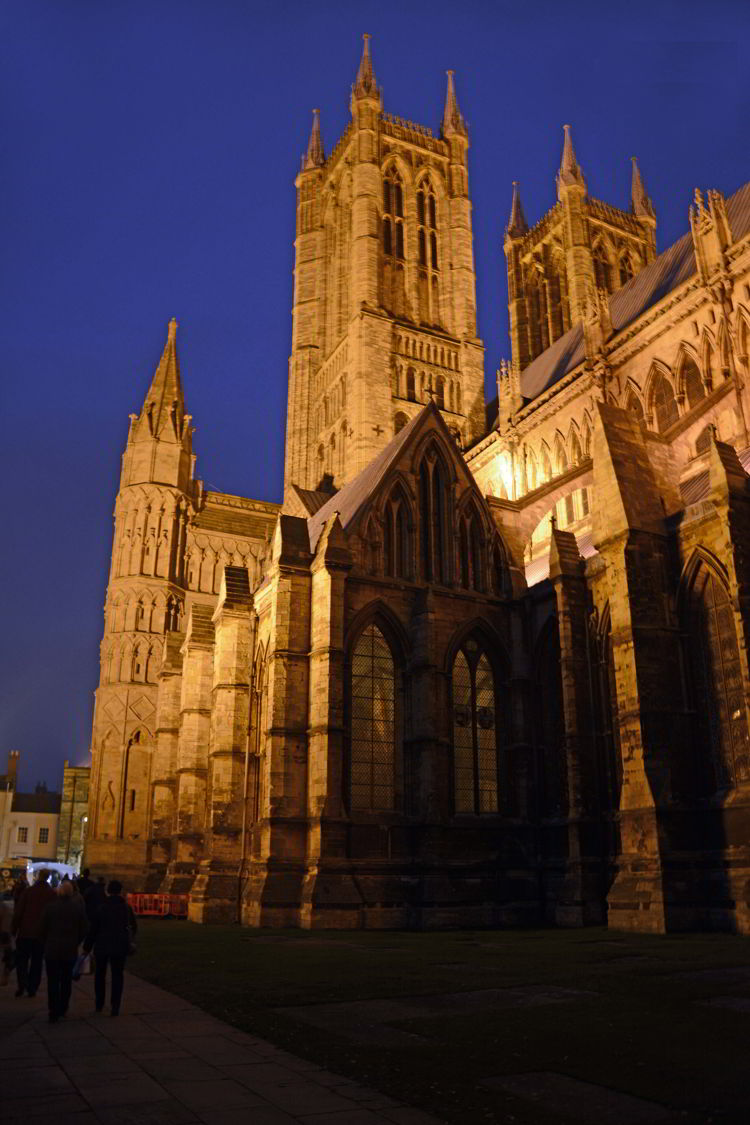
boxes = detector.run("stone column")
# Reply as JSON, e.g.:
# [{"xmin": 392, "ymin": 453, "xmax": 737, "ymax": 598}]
[
  {"xmin": 548, "ymin": 525, "xmax": 603, "ymax": 925},
  {"xmin": 147, "ymin": 630, "xmax": 183, "ymax": 889},
  {"xmin": 190, "ymin": 568, "xmax": 255, "ymax": 923},
  {"xmin": 161, "ymin": 604, "xmax": 214, "ymax": 894}
]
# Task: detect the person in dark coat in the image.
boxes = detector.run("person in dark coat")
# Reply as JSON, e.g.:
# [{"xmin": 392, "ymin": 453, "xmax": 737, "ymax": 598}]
[
  {"xmin": 76, "ymin": 868, "xmax": 94, "ymax": 899},
  {"xmin": 84, "ymin": 876, "xmax": 107, "ymax": 925},
  {"xmin": 39, "ymin": 880, "xmax": 88, "ymax": 1022},
  {"xmin": 83, "ymin": 880, "xmax": 137, "ymax": 1016},
  {"xmin": 12, "ymin": 869, "xmax": 55, "ymax": 997}
]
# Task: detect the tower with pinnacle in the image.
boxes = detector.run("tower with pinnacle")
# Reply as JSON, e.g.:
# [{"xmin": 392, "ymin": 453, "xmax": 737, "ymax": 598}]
[
  {"xmin": 504, "ymin": 127, "xmax": 657, "ymax": 373},
  {"xmin": 285, "ymin": 36, "xmax": 485, "ymax": 496},
  {"xmin": 87, "ymin": 320, "xmax": 195, "ymax": 881}
]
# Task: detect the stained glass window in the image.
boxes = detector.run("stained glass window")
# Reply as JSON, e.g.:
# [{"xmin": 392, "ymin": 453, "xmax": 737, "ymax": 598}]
[
  {"xmin": 452, "ymin": 645, "xmax": 499, "ymax": 814},
  {"xmin": 350, "ymin": 625, "xmax": 396, "ymax": 810}
]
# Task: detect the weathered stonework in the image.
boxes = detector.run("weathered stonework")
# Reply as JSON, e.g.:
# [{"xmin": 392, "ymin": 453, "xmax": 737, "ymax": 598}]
[{"xmin": 85, "ymin": 40, "xmax": 750, "ymax": 933}]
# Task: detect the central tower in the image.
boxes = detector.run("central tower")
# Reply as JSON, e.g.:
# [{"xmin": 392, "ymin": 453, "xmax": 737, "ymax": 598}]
[{"xmin": 284, "ymin": 36, "xmax": 485, "ymax": 497}]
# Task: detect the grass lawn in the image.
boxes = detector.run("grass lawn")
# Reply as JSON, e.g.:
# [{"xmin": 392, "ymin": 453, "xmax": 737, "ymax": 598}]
[{"xmin": 129, "ymin": 922, "xmax": 750, "ymax": 1124}]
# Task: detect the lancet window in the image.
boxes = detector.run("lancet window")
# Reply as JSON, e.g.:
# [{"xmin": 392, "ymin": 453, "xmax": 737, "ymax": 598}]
[
  {"xmin": 383, "ymin": 168, "xmax": 406, "ymax": 316},
  {"xmin": 682, "ymin": 355, "xmax": 705, "ymax": 409},
  {"xmin": 650, "ymin": 372, "xmax": 679, "ymax": 433},
  {"xmin": 416, "ymin": 177, "xmax": 440, "ymax": 326},
  {"xmin": 593, "ymin": 243, "xmax": 613, "ymax": 293},
  {"xmin": 383, "ymin": 486, "xmax": 412, "ymax": 579},
  {"xmin": 619, "ymin": 254, "xmax": 634, "ymax": 286},
  {"xmin": 684, "ymin": 563, "xmax": 750, "ymax": 791},
  {"xmin": 418, "ymin": 449, "xmax": 449, "ymax": 584},
  {"xmin": 349, "ymin": 624, "xmax": 398, "ymax": 811},
  {"xmin": 452, "ymin": 640, "xmax": 501, "ymax": 814},
  {"xmin": 458, "ymin": 504, "xmax": 484, "ymax": 591}
]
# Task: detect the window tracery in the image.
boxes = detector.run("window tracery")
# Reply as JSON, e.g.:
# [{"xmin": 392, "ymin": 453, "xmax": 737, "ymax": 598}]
[
  {"xmin": 418, "ymin": 449, "xmax": 449, "ymax": 584},
  {"xmin": 349, "ymin": 624, "xmax": 398, "ymax": 811},
  {"xmin": 452, "ymin": 641, "xmax": 501, "ymax": 814}
]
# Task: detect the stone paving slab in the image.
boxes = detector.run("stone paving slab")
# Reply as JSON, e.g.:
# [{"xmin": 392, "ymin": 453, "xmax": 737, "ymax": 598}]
[
  {"xmin": 0, "ymin": 971, "xmax": 447, "ymax": 1124},
  {"xmin": 482, "ymin": 1071, "xmax": 672, "ymax": 1123}
]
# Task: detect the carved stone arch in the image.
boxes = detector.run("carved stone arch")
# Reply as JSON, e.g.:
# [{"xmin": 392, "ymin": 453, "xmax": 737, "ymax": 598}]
[
  {"xmin": 676, "ymin": 545, "xmax": 731, "ymax": 615},
  {"xmin": 673, "ymin": 342, "xmax": 705, "ymax": 409},
  {"xmin": 701, "ymin": 327, "xmax": 718, "ymax": 390},
  {"xmin": 444, "ymin": 616, "xmax": 510, "ymax": 679},
  {"xmin": 622, "ymin": 378, "xmax": 645, "ymax": 421},
  {"xmin": 717, "ymin": 317, "xmax": 732, "ymax": 376},
  {"xmin": 568, "ymin": 421, "xmax": 583, "ymax": 466},
  {"xmin": 580, "ymin": 410, "xmax": 594, "ymax": 456},
  {"xmin": 644, "ymin": 360, "xmax": 679, "ymax": 432},
  {"xmin": 525, "ymin": 446, "xmax": 538, "ymax": 491},
  {"xmin": 553, "ymin": 432, "xmax": 568, "ymax": 474},
  {"xmin": 409, "ymin": 429, "xmax": 459, "ymax": 486},
  {"xmin": 360, "ymin": 512, "xmax": 382, "ymax": 576},
  {"xmin": 345, "ymin": 599, "xmax": 411, "ymax": 668},
  {"xmin": 735, "ymin": 303, "xmax": 750, "ymax": 361},
  {"xmin": 539, "ymin": 441, "xmax": 552, "ymax": 482}
]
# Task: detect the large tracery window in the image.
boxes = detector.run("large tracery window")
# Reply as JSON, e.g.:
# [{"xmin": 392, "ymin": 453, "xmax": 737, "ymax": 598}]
[
  {"xmin": 682, "ymin": 355, "xmax": 705, "ymax": 410},
  {"xmin": 452, "ymin": 642, "xmax": 501, "ymax": 814},
  {"xmin": 349, "ymin": 624, "xmax": 398, "ymax": 811},
  {"xmin": 685, "ymin": 563, "xmax": 750, "ymax": 791},
  {"xmin": 419, "ymin": 450, "xmax": 449, "ymax": 584}
]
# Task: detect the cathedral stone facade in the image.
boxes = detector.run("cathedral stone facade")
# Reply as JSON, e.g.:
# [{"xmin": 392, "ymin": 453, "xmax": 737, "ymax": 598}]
[{"xmin": 85, "ymin": 39, "xmax": 750, "ymax": 933}]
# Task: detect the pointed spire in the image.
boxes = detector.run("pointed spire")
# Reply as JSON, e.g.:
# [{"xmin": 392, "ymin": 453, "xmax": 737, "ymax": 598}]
[
  {"xmin": 353, "ymin": 33, "xmax": 377, "ymax": 98},
  {"xmin": 556, "ymin": 124, "xmax": 586, "ymax": 194},
  {"xmin": 442, "ymin": 70, "xmax": 467, "ymax": 138},
  {"xmin": 140, "ymin": 318, "xmax": 185, "ymax": 441},
  {"xmin": 304, "ymin": 108, "xmax": 324, "ymax": 170},
  {"xmin": 630, "ymin": 156, "xmax": 654, "ymax": 219},
  {"xmin": 506, "ymin": 181, "xmax": 528, "ymax": 238}
]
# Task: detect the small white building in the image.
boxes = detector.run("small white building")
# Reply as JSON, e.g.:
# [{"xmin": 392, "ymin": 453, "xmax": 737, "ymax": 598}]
[{"xmin": 0, "ymin": 752, "xmax": 61, "ymax": 867}]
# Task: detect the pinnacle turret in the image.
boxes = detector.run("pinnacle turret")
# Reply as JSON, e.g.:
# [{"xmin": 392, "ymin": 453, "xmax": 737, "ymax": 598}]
[
  {"xmin": 138, "ymin": 318, "xmax": 186, "ymax": 443},
  {"xmin": 506, "ymin": 182, "xmax": 528, "ymax": 238},
  {"xmin": 556, "ymin": 124, "xmax": 586, "ymax": 195},
  {"xmin": 353, "ymin": 33, "xmax": 377, "ymax": 99},
  {"xmin": 630, "ymin": 156, "xmax": 654, "ymax": 219},
  {"xmin": 442, "ymin": 70, "xmax": 467, "ymax": 138},
  {"xmin": 303, "ymin": 108, "xmax": 325, "ymax": 170}
]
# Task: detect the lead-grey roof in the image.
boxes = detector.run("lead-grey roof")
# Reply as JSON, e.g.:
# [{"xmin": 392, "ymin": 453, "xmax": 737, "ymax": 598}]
[{"xmin": 520, "ymin": 179, "xmax": 750, "ymax": 402}]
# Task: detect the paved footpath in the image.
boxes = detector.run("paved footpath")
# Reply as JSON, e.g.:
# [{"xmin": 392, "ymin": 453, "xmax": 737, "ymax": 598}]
[{"xmin": 0, "ymin": 971, "xmax": 445, "ymax": 1125}]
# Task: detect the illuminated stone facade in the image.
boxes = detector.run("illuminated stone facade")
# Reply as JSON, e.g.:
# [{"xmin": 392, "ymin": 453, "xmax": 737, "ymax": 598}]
[{"xmin": 86, "ymin": 39, "xmax": 750, "ymax": 933}]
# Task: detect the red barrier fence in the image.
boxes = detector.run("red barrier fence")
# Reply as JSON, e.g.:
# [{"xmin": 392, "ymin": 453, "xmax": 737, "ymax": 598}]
[{"xmin": 127, "ymin": 893, "xmax": 188, "ymax": 918}]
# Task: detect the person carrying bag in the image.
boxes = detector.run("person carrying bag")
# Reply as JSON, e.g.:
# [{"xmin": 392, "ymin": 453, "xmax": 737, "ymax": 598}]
[{"xmin": 82, "ymin": 880, "xmax": 137, "ymax": 1017}]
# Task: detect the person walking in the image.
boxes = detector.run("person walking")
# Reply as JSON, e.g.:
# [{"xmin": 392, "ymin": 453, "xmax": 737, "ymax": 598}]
[
  {"xmin": 84, "ymin": 876, "xmax": 107, "ymax": 926},
  {"xmin": 11, "ymin": 869, "xmax": 55, "ymax": 997},
  {"xmin": 83, "ymin": 880, "xmax": 137, "ymax": 1017},
  {"xmin": 39, "ymin": 880, "xmax": 88, "ymax": 1023}
]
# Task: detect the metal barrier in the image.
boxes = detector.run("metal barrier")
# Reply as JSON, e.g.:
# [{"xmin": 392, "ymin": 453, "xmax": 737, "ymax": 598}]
[{"xmin": 127, "ymin": 892, "xmax": 188, "ymax": 917}]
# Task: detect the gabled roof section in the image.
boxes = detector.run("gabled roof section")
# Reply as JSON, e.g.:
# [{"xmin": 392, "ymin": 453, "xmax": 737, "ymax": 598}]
[
  {"xmin": 520, "ymin": 178, "xmax": 750, "ymax": 402},
  {"xmin": 307, "ymin": 403, "xmax": 469, "ymax": 551},
  {"xmin": 286, "ymin": 485, "xmax": 335, "ymax": 518}
]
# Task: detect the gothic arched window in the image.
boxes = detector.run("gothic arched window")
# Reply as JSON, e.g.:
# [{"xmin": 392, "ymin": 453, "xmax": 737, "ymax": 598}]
[
  {"xmin": 619, "ymin": 254, "xmax": 634, "ymax": 286},
  {"xmin": 626, "ymin": 389, "xmax": 645, "ymax": 421},
  {"xmin": 452, "ymin": 641, "xmax": 502, "ymax": 814},
  {"xmin": 685, "ymin": 562, "xmax": 750, "ymax": 791},
  {"xmin": 593, "ymin": 243, "xmax": 613, "ymax": 293},
  {"xmin": 534, "ymin": 619, "xmax": 567, "ymax": 818},
  {"xmin": 383, "ymin": 486, "xmax": 412, "ymax": 579},
  {"xmin": 458, "ymin": 504, "xmax": 484, "ymax": 591},
  {"xmin": 682, "ymin": 355, "xmax": 705, "ymax": 410},
  {"xmin": 650, "ymin": 372, "xmax": 679, "ymax": 433},
  {"xmin": 383, "ymin": 167, "xmax": 406, "ymax": 316},
  {"xmin": 419, "ymin": 450, "xmax": 449, "ymax": 584},
  {"xmin": 349, "ymin": 624, "xmax": 398, "ymax": 811},
  {"xmin": 416, "ymin": 177, "xmax": 440, "ymax": 325}
]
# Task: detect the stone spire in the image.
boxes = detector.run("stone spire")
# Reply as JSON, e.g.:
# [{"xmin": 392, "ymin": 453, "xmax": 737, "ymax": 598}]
[
  {"xmin": 557, "ymin": 124, "xmax": 586, "ymax": 194},
  {"xmin": 630, "ymin": 156, "xmax": 654, "ymax": 218},
  {"xmin": 304, "ymin": 108, "xmax": 325, "ymax": 170},
  {"xmin": 353, "ymin": 33, "xmax": 377, "ymax": 99},
  {"xmin": 506, "ymin": 181, "xmax": 528, "ymax": 238},
  {"xmin": 442, "ymin": 70, "xmax": 467, "ymax": 137},
  {"xmin": 139, "ymin": 318, "xmax": 186, "ymax": 441}
]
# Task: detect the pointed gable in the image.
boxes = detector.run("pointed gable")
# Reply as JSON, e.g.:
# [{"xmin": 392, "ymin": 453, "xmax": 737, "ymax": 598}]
[{"xmin": 306, "ymin": 402, "xmax": 484, "ymax": 551}]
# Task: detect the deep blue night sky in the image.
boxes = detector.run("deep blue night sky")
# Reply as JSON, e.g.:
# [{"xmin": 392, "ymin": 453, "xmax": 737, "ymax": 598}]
[{"xmin": 2, "ymin": 0, "xmax": 749, "ymax": 790}]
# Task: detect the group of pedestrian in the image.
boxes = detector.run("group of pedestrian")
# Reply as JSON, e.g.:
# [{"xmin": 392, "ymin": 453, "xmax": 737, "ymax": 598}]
[{"xmin": 4, "ymin": 868, "xmax": 137, "ymax": 1023}]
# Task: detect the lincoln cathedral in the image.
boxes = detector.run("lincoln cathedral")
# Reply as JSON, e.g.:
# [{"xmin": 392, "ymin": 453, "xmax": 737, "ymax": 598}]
[{"xmin": 85, "ymin": 38, "xmax": 750, "ymax": 933}]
